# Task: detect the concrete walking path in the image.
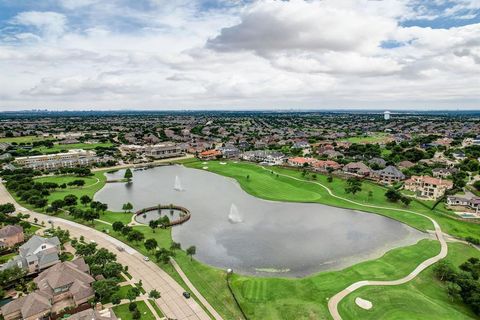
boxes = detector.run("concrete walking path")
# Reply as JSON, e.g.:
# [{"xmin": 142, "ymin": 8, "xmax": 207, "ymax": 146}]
[{"xmin": 259, "ymin": 166, "xmax": 448, "ymax": 320}]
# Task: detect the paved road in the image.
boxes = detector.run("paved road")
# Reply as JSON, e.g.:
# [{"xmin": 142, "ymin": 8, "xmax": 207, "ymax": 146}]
[
  {"xmin": 260, "ymin": 166, "xmax": 448, "ymax": 320},
  {"xmin": 0, "ymin": 182, "xmax": 215, "ymax": 320}
]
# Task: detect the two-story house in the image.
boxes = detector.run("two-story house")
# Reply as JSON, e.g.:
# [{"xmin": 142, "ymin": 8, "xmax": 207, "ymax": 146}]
[
  {"xmin": 404, "ymin": 175, "xmax": 453, "ymax": 200},
  {"xmin": 1, "ymin": 258, "xmax": 95, "ymax": 320},
  {"xmin": 1, "ymin": 235, "xmax": 60, "ymax": 274}
]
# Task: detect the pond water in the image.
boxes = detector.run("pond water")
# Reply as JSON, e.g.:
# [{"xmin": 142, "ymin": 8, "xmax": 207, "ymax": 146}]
[{"xmin": 95, "ymin": 165, "xmax": 427, "ymax": 277}]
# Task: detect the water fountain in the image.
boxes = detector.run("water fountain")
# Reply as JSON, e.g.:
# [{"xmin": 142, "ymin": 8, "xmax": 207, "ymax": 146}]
[
  {"xmin": 228, "ymin": 203, "xmax": 243, "ymax": 223},
  {"xmin": 174, "ymin": 175, "xmax": 183, "ymax": 191}
]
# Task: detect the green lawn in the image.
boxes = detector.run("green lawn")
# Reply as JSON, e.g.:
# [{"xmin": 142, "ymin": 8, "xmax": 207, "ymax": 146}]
[
  {"xmin": 338, "ymin": 242, "xmax": 480, "ymax": 320},
  {"xmin": 149, "ymin": 299, "xmax": 164, "ymax": 317},
  {"xmin": 339, "ymin": 132, "xmax": 391, "ymax": 144},
  {"xmin": 34, "ymin": 142, "xmax": 114, "ymax": 154},
  {"xmin": 0, "ymin": 135, "xmax": 47, "ymax": 144},
  {"xmin": 0, "ymin": 252, "xmax": 16, "ymax": 264},
  {"xmin": 230, "ymin": 239, "xmax": 440, "ymax": 319},
  {"xmin": 184, "ymin": 160, "xmax": 480, "ymax": 239},
  {"xmin": 112, "ymin": 301, "xmax": 156, "ymax": 320}
]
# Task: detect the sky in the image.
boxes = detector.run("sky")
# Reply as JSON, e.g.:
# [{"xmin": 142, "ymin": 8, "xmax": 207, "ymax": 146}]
[{"xmin": 0, "ymin": 0, "xmax": 479, "ymax": 111}]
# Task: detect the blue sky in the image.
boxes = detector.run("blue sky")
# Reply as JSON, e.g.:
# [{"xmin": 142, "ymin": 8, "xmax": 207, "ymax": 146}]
[{"xmin": 0, "ymin": 0, "xmax": 479, "ymax": 110}]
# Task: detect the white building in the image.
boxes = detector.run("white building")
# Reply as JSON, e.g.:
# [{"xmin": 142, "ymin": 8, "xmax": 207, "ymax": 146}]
[
  {"xmin": 15, "ymin": 149, "xmax": 98, "ymax": 170},
  {"xmin": 384, "ymin": 111, "xmax": 391, "ymax": 120}
]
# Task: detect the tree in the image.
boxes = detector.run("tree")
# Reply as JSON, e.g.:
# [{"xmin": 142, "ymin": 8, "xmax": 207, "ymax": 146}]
[
  {"xmin": 144, "ymin": 238, "xmax": 158, "ymax": 252},
  {"xmin": 63, "ymin": 194, "xmax": 78, "ymax": 206},
  {"xmin": 50, "ymin": 199, "xmax": 65, "ymax": 212},
  {"xmin": 149, "ymin": 289, "xmax": 161, "ymax": 299},
  {"xmin": 124, "ymin": 168, "xmax": 133, "ymax": 182},
  {"xmin": 433, "ymin": 260, "xmax": 456, "ymax": 282},
  {"xmin": 126, "ymin": 287, "xmax": 140, "ymax": 302},
  {"xmin": 327, "ymin": 175, "xmax": 333, "ymax": 183},
  {"xmin": 186, "ymin": 245, "xmax": 196, "ymax": 261},
  {"xmin": 400, "ymin": 196, "xmax": 412, "ymax": 207},
  {"xmin": 122, "ymin": 202, "xmax": 133, "ymax": 213},
  {"xmin": 111, "ymin": 293, "xmax": 121, "ymax": 305},
  {"xmin": 127, "ymin": 230, "xmax": 145, "ymax": 242},
  {"xmin": 149, "ymin": 220, "xmax": 158, "ymax": 233},
  {"xmin": 83, "ymin": 209, "xmax": 100, "ymax": 224},
  {"xmin": 93, "ymin": 279, "xmax": 119, "ymax": 302},
  {"xmin": 0, "ymin": 203, "xmax": 15, "ymax": 214},
  {"xmin": 345, "ymin": 178, "xmax": 362, "ymax": 195},
  {"xmin": 385, "ymin": 189, "xmax": 402, "ymax": 202},
  {"xmin": 473, "ymin": 180, "xmax": 480, "ymax": 192},
  {"xmin": 170, "ymin": 241, "xmax": 181, "ymax": 251},
  {"xmin": 446, "ymin": 281, "xmax": 462, "ymax": 301},
  {"xmin": 112, "ymin": 221, "xmax": 124, "ymax": 233},
  {"xmin": 80, "ymin": 195, "xmax": 92, "ymax": 206}
]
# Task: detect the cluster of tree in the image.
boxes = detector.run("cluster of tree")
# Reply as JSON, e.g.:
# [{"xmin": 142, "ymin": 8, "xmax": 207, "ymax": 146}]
[
  {"xmin": 384, "ymin": 189, "xmax": 412, "ymax": 206},
  {"xmin": 124, "ymin": 301, "xmax": 143, "ymax": 319},
  {"xmin": 0, "ymin": 266, "xmax": 26, "ymax": 288},
  {"xmin": 433, "ymin": 258, "xmax": 480, "ymax": 315},
  {"xmin": 67, "ymin": 179, "xmax": 86, "ymax": 188},
  {"xmin": 57, "ymin": 167, "xmax": 92, "ymax": 176},
  {"xmin": 111, "ymin": 221, "xmax": 145, "ymax": 242},
  {"xmin": 6, "ymin": 177, "xmax": 53, "ymax": 209},
  {"xmin": 72, "ymin": 240, "xmax": 127, "ymax": 303},
  {"xmin": 148, "ymin": 216, "xmax": 171, "ymax": 231},
  {"xmin": 344, "ymin": 143, "xmax": 381, "ymax": 160}
]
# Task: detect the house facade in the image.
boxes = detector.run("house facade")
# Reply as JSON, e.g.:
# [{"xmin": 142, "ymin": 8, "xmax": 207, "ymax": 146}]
[
  {"xmin": 404, "ymin": 175, "xmax": 453, "ymax": 200},
  {"xmin": 287, "ymin": 157, "xmax": 316, "ymax": 167},
  {"xmin": 1, "ymin": 235, "xmax": 60, "ymax": 274},
  {"xmin": 372, "ymin": 166, "xmax": 405, "ymax": 185}
]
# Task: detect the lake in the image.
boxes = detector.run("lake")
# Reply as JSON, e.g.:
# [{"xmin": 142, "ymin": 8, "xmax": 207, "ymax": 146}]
[{"xmin": 95, "ymin": 165, "xmax": 427, "ymax": 277}]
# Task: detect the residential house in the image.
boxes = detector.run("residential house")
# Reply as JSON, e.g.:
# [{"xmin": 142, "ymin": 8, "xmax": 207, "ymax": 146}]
[
  {"xmin": 432, "ymin": 167, "xmax": 458, "ymax": 179},
  {"xmin": 287, "ymin": 157, "xmax": 317, "ymax": 167},
  {"xmin": 404, "ymin": 175, "xmax": 453, "ymax": 200},
  {"xmin": 144, "ymin": 143, "xmax": 184, "ymax": 159},
  {"xmin": 343, "ymin": 162, "xmax": 371, "ymax": 176},
  {"xmin": 218, "ymin": 146, "xmax": 240, "ymax": 159},
  {"xmin": 372, "ymin": 166, "xmax": 405, "ymax": 185},
  {"xmin": 312, "ymin": 160, "xmax": 342, "ymax": 172},
  {"xmin": 446, "ymin": 196, "xmax": 480, "ymax": 213},
  {"xmin": 0, "ymin": 225, "xmax": 24, "ymax": 249},
  {"xmin": 242, "ymin": 150, "xmax": 285, "ymax": 165},
  {"xmin": 398, "ymin": 160, "xmax": 415, "ymax": 170},
  {"xmin": 198, "ymin": 149, "xmax": 222, "ymax": 160},
  {"xmin": 1, "ymin": 258, "xmax": 95, "ymax": 320},
  {"xmin": 322, "ymin": 149, "xmax": 343, "ymax": 159},
  {"xmin": 1, "ymin": 235, "xmax": 60, "ymax": 274}
]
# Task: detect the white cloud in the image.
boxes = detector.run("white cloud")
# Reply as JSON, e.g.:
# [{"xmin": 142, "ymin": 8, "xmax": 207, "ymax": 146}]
[
  {"xmin": 0, "ymin": 0, "xmax": 479, "ymax": 110},
  {"xmin": 11, "ymin": 11, "xmax": 67, "ymax": 40}
]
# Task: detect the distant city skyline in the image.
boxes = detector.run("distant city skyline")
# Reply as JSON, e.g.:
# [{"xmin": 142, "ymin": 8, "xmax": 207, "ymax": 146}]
[{"xmin": 0, "ymin": 0, "xmax": 479, "ymax": 110}]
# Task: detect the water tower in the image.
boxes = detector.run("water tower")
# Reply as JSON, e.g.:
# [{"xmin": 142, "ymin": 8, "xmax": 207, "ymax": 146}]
[{"xmin": 384, "ymin": 111, "xmax": 391, "ymax": 120}]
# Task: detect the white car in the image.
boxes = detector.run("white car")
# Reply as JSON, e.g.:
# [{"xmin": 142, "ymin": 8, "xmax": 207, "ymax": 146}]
[{"xmin": 143, "ymin": 256, "xmax": 150, "ymax": 261}]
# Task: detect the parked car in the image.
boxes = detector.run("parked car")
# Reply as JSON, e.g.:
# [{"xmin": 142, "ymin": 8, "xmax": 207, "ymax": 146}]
[
  {"xmin": 183, "ymin": 291, "xmax": 190, "ymax": 299},
  {"xmin": 143, "ymin": 256, "xmax": 150, "ymax": 261}
]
